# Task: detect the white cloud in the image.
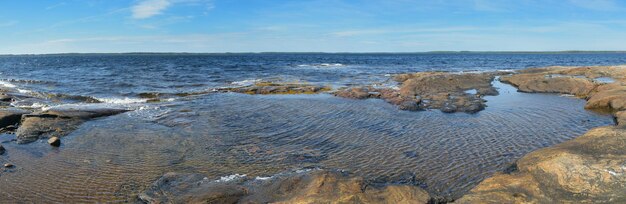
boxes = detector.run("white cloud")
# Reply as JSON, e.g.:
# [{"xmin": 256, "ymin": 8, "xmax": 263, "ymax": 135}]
[
  {"xmin": 132, "ymin": 0, "xmax": 173, "ymax": 19},
  {"xmin": 131, "ymin": 0, "xmax": 214, "ymax": 19}
]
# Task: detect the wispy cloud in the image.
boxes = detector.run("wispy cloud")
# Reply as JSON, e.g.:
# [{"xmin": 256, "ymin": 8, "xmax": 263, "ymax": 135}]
[
  {"xmin": 569, "ymin": 0, "xmax": 621, "ymax": 11},
  {"xmin": 46, "ymin": 2, "xmax": 67, "ymax": 10},
  {"xmin": 131, "ymin": 0, "xmax": 214, "ymax": 19},
  {"xmin": 132, "ymin": 0, "xmax": 173, "ymax": 19}
]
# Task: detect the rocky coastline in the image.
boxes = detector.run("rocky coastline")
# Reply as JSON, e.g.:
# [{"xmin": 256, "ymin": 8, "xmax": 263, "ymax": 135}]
[
  {"xmin": 1, "ymin": 65, "xmax": 625, "ymax": 203},
  {"xmin": 456, "ymin": 66, "xmax": 626, "ymax": 203}
]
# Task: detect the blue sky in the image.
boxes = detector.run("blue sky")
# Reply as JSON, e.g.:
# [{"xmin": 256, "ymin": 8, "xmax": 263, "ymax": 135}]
[{"xmin": 1, "ymin": 0, "xmax": 626, "ymax": 54}]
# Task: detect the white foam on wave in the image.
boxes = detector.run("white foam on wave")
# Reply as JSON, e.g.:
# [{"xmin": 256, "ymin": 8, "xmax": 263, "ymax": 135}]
[
  {"xmin": 216, "ymin": 174, "xmax": 247, "ymax": 182},
  {"xmin": 297, "ymin": 63, "xmax": 345, "ymax": 68},
  {"xmin": 255, "ymin": 176, "xmax": 273, "ymax": 181},
  {"xmin": 96, "ymin": 97, "xmax": 147, "ymax": 104},
  {"xmin": 231, "ymin": 79, "xmax": 261, "ymax": 86},
  {"xmin": 17, "ymin": 89, "xmax": 32, "ymax": 93},
  {"xmin": 497, "ymin": 69, "xmax": 516, "ymax": 73},
  {"xmin": 0, "ymin": 80, "xmax": 17, "ymax": 88},
  {"xmin": 11, "ymin": 102, "xmax": 48, "ymax": 109}
]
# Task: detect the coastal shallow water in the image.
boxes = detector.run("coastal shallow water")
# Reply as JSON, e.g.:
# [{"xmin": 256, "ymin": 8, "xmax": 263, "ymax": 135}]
[
  {"xmin": 0, "ymin": 54, "xmax": 622, "ymax": 202},
  {"xmin": 0, "ymin": 81, "xmax": 613, "ymax": 202}
]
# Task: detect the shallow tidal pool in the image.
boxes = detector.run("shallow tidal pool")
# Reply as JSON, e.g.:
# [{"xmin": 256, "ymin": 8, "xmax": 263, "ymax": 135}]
[{"xmin": 0, "ymin": 80, "xmax": 614, "ymax": 202}]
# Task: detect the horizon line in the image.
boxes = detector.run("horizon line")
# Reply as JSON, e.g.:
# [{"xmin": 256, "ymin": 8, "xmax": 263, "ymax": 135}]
[{"xmin": 2, "ymin": 50, "xmax": 626, "ymax": 56}]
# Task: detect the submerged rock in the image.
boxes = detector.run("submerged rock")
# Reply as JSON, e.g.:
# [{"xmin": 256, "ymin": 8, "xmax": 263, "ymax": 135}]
[
  {"xmin": 16, "ymin": 107, "xmax": 129, "ymax": 144},
  {"xmin": 0, "ymin": 144, "xmax": 5, "ymax": 155},
  {"xmin": 139, "ymin": 169, "xmax": 431, "ymax": 204}
]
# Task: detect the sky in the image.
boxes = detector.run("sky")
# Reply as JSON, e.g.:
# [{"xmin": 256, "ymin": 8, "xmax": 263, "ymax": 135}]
[{"xmin": 1, "ymin": 0, "xmax": 626, "ymax": 54}]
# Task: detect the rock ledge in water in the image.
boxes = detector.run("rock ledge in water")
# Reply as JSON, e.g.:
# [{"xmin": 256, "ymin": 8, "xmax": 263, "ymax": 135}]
[
  {"xmin": 139, "ymin": 169, "xmax": 431, "ymax": 204},
  {"xmin": 334, "ymin": 72, "xmax": 502, "ymax": 113},
  {"xmin": 220, "ymin": 82, "xmax": 331, "ymax": 95},
  {"xmin": 457, "ymin": 65, "xmax": 626, "ymax": 203},
  {"xmin": 0, "ymin": 108, "xmax": 30, "ymax": 131},
  {"xmin": 16, "ymin": 107, "xmax": 129, "ymax": 144}
]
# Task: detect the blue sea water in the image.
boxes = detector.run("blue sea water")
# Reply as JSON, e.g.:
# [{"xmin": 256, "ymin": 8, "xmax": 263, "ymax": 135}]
[{"xmin": 1, "ymin": 53, "xmax": 625, "ymax": 100}]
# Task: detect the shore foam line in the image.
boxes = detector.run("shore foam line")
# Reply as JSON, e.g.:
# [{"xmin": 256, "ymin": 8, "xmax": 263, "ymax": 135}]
[
  {"xmin": 0, "ymin": 80, "xmax": 17, "ymax": 88},
  {"xmin": 95, "ymin": 97, "xmax": 148, "ymax": 104}
]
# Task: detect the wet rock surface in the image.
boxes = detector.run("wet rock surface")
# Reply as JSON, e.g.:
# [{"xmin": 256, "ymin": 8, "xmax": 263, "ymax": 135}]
[
  {"xmin": 334, "ymin": 72, "xmax": 501, "ymax": 113},
  {"xmin": 457, "ymin": 65, "xmax": 626, "ymax": 203},
  {"xmin": 219, "ymin": 82, "xmax": 332, "ymax": 95},
  {"xmin": 0, "ymin": 108, "xmax": 30, "ymax": 131},
  {"xmin": 16, "ymin": 107, "xmax": 129, "ymax": 144},
  {"xmin": 616, "ymin": 111, "xmax": 626, "ymax": 128},
  {"xmin": 47, "ymin": 136, "xmax": 61, "ymax": 147},
  {"xmin": 585, "ymin": 82, "xmax": 626, "ymax": 112},
  {"xmin": 456, "ymin": 126, "xmax": 626, "ymax": 204},
  {"xmin": 139, "ymin": 169, "xmax": 431, "ymax": 204},
  {"xmin": 500, "ymin": 74, "xmax": 597, "ymax": 96}
]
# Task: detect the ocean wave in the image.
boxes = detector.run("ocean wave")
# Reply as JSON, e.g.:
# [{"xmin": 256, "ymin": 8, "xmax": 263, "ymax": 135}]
[
  {"xmin": 11, "ymin": 101, "xmax": 49, "ymax": 109},
  {"xmin": 17, "ymin": 89, "xmax": 32, "ymax": 93},
  {"xmin": 231, "ymin": 79, "xmax": 261, "ymax": 86},
  {"xmin": 0, "ymin": 80, "xmax": 17, "ymax": 88},
  {"xmin": 95, "ymin": 97, "xmax": 148, "ymax": 104},
  {"xmin": 3, "ymin": 78, "xmax": 53, "ymax": 84},
  {"xmin": 497, "ymin": 69, "xmax": 516, "ymax": 73},
  {"xmin": 297, "ymin": 63, "xmax": 345, "ymax": 68}
]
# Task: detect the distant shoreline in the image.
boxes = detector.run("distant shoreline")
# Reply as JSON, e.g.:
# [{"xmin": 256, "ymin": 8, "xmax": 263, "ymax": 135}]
[{"xmin": 2, "ymin": 51, "xmax": 626, "ymax": 56}]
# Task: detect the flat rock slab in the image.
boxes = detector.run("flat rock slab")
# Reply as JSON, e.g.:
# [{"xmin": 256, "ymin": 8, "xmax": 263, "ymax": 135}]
[
  {"xmin": 220, "ymin": 82, "xmax": 331, "ymax": 95},
  {"xmin": 500, "ymin": 74, "xmax": 597, "ymax": 96},
  {"xmin": 586, "ymin": 83, "xmax": 626, "ymax": 112},
  {"xmin": 42, "ymin": 106, "xmax": 129, "ymax": 119},
  {"xmin": 139, "ymin": 169, "xmax": 431, "ymax": 204},
  {"xmin": 456, "ymin": 126, "xmax": 626, "ymax": 203},
  {"xmin": 16, "ymin": 107, "xmax": 129, "ymax": 144},
  {"xmin": 334, "ymin": 72, "xmax": 500, "ymax": 113},
  {"xmin": 0, "ymin": 108, "xmax": 30, "ymax": 130},
  {"xmin": 500, "ymin": 66, "xmax": 626, "ymax": 112}
]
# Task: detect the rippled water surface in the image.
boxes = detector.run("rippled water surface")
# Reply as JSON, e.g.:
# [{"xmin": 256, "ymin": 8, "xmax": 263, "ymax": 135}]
[{"xmin": 0, "ymin": 53, "xmax": 622, "ymax": 202}]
